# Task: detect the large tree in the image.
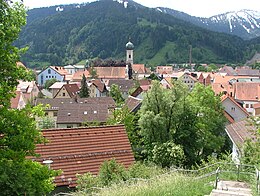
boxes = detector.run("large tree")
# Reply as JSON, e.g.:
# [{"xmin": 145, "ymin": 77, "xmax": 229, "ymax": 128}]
[
  {"xmin": 79, "ymin": 73, "xmax": 89, "ymax": 98},
  {"xmin": 138, "ymin": 81, "xmax": 227, "ymax": 166},
  {"xmin": 0, "ymin": 1, "xmax": 57, "ymax": 194}
]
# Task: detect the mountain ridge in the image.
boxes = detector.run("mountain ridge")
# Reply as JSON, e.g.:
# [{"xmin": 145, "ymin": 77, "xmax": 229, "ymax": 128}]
[
  {"xmin": 16, "ymin": 0, "xmax": 260, "ymax": 67},
  {"xmin": 158, "ymin": 8, "xmax": 260, "ymax": 40}
]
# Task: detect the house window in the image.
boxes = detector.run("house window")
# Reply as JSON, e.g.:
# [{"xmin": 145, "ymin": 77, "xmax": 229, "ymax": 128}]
[
  {"xmin": 46, "ymin": 76, "xmax": 48, "ymax": 78},
  {"xmin": 48, "ymin": 69, "xmax": 51, "ymax": 74},
  {"xmin": 245, "ymin": 104, "xmax": 249, "ymax": 108},
  {"xmin": 231, "ymin": 107, "xmax": 236, "ymax": 111},
  {"xmin": 62, "ymin": 93, "xmax": 66, "ymax": 96},
  {"xmin": 53, "ymin": 111, "xmax": 58, "ymax": 117},
  {"xmin": 250, "ymin": 104, "xmax": 253, "ymax": 108},
  {"xmin": 129, "ymin": 54, "xmax": 131, "ymax": 58},
  {"xmin": 67, "ymin": 125, "xmax": 73, "ymax": 128}
]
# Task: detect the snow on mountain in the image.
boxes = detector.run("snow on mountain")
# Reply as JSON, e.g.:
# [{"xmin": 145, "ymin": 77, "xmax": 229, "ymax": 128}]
[
  {"xmin": 208, "ymin": 10, "xmax": 260, "ymax": 33},
  {"xmin": 158, "ymin": 7, "xmax": 260, "ymax": 40}
]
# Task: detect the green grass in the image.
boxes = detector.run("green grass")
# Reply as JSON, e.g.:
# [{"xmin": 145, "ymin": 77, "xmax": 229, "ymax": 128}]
[{"xmin": 97, "ymin": 173, "xmax": 213, "ymax": 196}]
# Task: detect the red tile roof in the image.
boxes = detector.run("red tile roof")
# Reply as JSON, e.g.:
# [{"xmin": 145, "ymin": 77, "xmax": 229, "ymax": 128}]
[
  {"xmin": 94, "ymin": 67, "xmax": 126, "ymax": 79},
  {"xmin": 234, "ymin": 82, "xmax": 260, "ymax": 101},
  {"xmin": 50, "ymin": 66, "xmax": 68, "ymax": 76},
  {"xmin": 30, "ymin": 125, "xmax": 135, "ymax": 187},
  {"xmin": 72, "ymin": 70, "xmax": 90, "ymax": 82}
]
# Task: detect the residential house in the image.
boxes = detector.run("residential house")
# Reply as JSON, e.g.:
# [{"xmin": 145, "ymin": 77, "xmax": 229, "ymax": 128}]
[
  {"xmin": 89, "ymin": 79, "xmax": 108, "ymax": 98},
  {"xmin": 16, "ymin": 80, "xmax": 40, "ymax": 102},
  {"xmin": 179, "ymin": 72, "xmax": 197, "ymax": 90},
  {"xmin": 107, "ymin": 79, "xmax": 135, "ymax": 98},
  {"xmin": 125, "ymin": 96, "xmax": 142, "ymax": 113},
  {"xmin": 160, "ymin": 77, "xmax": 173, "ymax": 89},
  {"xmin": 35, "ymin": 97, "xmax": 116, "ymax": 128},
  {"xmin": 233, "ymin": 82, "xmax": 260, "ymax": 114},
  {"xmin": 219, "ymin": 65, "xmax": 237, "ymax": 76},
  {"xmin": 49, "ymin": 82, "xmax": 66, "ymax": 98},
  {"xmin": 225, "ymin": 119, "xmax": 256, "ymax": 163},
  {"xmin": 221, "ymin": 94, "xmax": 249, "ymax": 123},
  {"xmin": 29, "ymin": 125, "xmax": 135, "ymax": 187},
  {"xmin": 132, "ymin": 64, "xmax": 151, "ymax": 79},
  {"xmin": 54, "ymin": 83, "xmax": 80, "ymax": 98},
  {"xmin": 10, "ymin": 91, "xmax": 26, "ymax": 109},
  {"xmin": 64, "ymin": 64, "xmax": 86, "ymax": 75},
  {"xmin": 131, "ymin": 85, "xmax": 151, "ymax": 99},
  {"xmin": 156, "ymin": 66, "xmax": 173, "ymax": 75},
  {"xmin": 37, "ymin": 66, "xmax": 68, "ymax": 86},
  {"xmin": 197, "ymin": 73, "xmax": 212, "ymax": 86}
]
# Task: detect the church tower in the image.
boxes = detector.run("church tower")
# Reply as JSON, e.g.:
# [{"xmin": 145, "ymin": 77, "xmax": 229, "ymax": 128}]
[{"xmin": 126, "ymin": 40, "xmax": 134, "ymax": 79}]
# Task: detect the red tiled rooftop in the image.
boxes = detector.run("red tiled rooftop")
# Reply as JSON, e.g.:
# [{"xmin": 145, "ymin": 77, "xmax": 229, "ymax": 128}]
[{"xmin": 30, "ymin": 125, "xmax": 135, "ymax": 187}]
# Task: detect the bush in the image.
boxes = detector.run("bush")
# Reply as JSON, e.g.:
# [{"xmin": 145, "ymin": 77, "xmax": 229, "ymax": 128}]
[
  {"xmin": 76, "ymin": 172, "xmax": 99, "ymax": 193},
  {"xmin": 152, "ymin": 141, "xmax": 185, "ymax": 168},
  {"xmin": 128, "ymin": 162, "xmax": 164, "ymax": 179},
  {"xmin": 98, "ymin": 159, "xmax": 129, "ymax": 186}
]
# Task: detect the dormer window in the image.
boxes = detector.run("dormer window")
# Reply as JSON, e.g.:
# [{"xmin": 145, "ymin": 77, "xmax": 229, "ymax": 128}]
[
  {"xmin": 84, "ymin": 111, "xmax": 88, "ymax": 115},
  {"xmin": 68, "ymin": 113, "xmax": 71, "ymax": 116},
  {"xmin": 94, "ymin": 111, "xmax": 97, "ymax": 114}
]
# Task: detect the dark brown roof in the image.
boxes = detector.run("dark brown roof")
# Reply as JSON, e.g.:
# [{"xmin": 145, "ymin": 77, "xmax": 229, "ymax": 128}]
[
  {"xmin": 225, "ymin": 119, "xmax": 256, "ymax": 148},
  {"xmin": 56, "ymin": 103, "xmax": 113, "ymax": 124},
  {"xmin": 125, "ymin": 96, "xmax": 142, "ymax": 112},
  {"xmin": 54, "ymin": 84, "xmax": 80, "ymax": 98},
  {"xmin": 107, "ymin": 79, "xmax": 135, "ymax": 93},
  {"xmin": 91, "ymin": 79, "xmax": 107, "ymax": 93},
  {"xmin": 31, "ymin": 125, "xmax": 135, "ymax": 187},
  {"xmin": 35, "ymin": 97, "xmax": 116, "ymax": 110}
]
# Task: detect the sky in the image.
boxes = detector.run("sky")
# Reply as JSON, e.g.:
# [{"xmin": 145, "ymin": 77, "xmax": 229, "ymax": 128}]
[{"xmin": 23, "ymin": 0, "xmax": 260, "ymax": 17}]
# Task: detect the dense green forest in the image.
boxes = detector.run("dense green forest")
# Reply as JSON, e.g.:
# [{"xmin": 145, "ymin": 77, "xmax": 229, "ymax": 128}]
[{"xmin": 16, "ymin": 0, "xmax": 260, "ymax": 68}]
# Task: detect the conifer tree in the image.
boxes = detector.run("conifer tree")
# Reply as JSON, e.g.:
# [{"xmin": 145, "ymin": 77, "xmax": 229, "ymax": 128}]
[{"xmin": 79, "ymin": 74, "xmax": 89, "ymax": 98}]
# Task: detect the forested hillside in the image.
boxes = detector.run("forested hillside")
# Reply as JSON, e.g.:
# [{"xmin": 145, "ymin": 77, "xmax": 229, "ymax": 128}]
[{"xmin": 16, "ymin": 0, "xmax": 260, "ymax": 68}]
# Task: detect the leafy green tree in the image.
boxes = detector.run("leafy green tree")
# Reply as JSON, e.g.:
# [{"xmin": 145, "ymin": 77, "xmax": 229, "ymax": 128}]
[
  {"xmin": 109, "ymin": 84, "xmax": 124, "ymax": 106},
  {"xmin": 0, "ymin": 1, "xmax": 57, "ymax": 194},
  {"xmin": 44, "ymin": 78, "xmax": 57, "ymax": 89},
  {"xmin": 152, "ymin": 142, "xmax": 185, "ymax": 168},
  {"xmin": 79, "ymin": 73, "xmax": 89, "ymax": 98},
  {"xmin": 107, "ymin": 107, "xmax": 143, "ymax": 159},
  {"xmin": 139, "ymin": 81, "xmax": 227, "ymax": 167},
  {"xmin": 241, "ymin": 117, "xmax": 260, "ymax": 167}
]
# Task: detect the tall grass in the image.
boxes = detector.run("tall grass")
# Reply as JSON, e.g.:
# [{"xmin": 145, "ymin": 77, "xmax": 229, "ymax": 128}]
[{"xmin": 98, "ymin": 173, "xmax": 213, "ymax": 196}]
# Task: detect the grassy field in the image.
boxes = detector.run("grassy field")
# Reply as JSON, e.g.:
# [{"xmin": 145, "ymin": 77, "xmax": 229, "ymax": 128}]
[{"xmin": 97, "ymin": 173, "xmax": 213, "ymax": 196}]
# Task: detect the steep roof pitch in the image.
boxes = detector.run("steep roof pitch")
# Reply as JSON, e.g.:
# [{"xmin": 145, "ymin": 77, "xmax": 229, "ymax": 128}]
[
  {"xmin": 31, "ymin": 125, "xmax": 135, "ymax": 187},
  {"xmin": 225, "ymin": 119, "xmax": 256, "ymax": 148},
  {"xmin": 125, "ymin": 96, "xmax": 142, "ymax": 112},
  {"xmin": 91, "ymin": 79, "xmax": 107, "ymax": 93},
  {"xmin": 50, "ymin": 66, "xmax": 68, "ymax": 76},
  {"xmin": 132, "ymin": 64, "xmax": 151, "ymax": 74},
  {"xmin": 10, "ymin": 91, "xmax": 26, "ymax": 109},
  {"xmin": 221, "ymin": 94, "xmax": 250, "ymax": 116},
  {"xmin": 54, "ymin": 84, "xmax": 80, "ymax": 98}
]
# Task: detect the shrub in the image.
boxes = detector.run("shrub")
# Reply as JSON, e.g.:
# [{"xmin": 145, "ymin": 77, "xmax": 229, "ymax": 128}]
[
  {"xmin": 76, "ymin": 172, "xmax": 99, "ymax": 193},
  {"xmin": 128, "ymin": 162, "xmax": 164, "ymax": 179},
  {"xmin": 152, "ymin": 141, "xmax": 185, "ymax": 168},
  {"xmin": 98, "ymin": 159, "xmax": 129, "ymax": 186}
]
